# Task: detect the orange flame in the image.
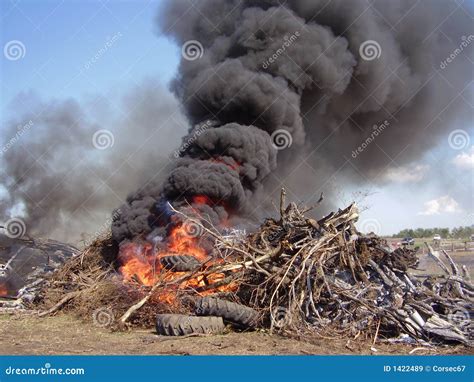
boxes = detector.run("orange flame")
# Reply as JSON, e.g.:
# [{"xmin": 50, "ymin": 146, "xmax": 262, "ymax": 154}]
[
  {"xmin": 119, "ymin": 242, "xmax": 156, "ymax": 286},
  {"xmin": 118, "ymin": 221, "xmax": 236, "ymax": 303},
  {"xmin": 192, "ymin": 195, "xmax": 213, "ymax": 205},
  {"xmin": 118, "ymin": 158, "xmax": 241, "ymax": 304},
  {"xmin": 167, "ymin": 224, "xmax": 208, "ymax": 261},
  {"xmin": 209, "ymin": 158, "xmax": 241, "ymax": 172},
  {"xmin": 0, "ymin": 283, "xmax": 8, "ymax": 297}
]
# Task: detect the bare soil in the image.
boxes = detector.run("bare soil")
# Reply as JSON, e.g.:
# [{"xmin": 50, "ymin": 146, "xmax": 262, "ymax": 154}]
[
  {"xmin": 413, "ymin": 251, "xmax": 474, "ymax": 279},
  {"xmin": 0, "ymin": 314, "xmax": 470, "ymax": 355}
]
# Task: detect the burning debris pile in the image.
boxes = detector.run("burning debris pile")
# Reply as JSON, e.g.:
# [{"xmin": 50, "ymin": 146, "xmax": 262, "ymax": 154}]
[
  {"xmin": 34, "ymin": 191, "xmax": 472, "ymax": 347},
  {"xmin": 145, "ymin": 192, "xmax": 472, "ymax": 346},
  {"xmin": 101, "ymin": 0, "xmax": 472, "ymax": 345},
  {"xmin": 8, "ymin": 0, "xmax": 471, "ymax": 351}
]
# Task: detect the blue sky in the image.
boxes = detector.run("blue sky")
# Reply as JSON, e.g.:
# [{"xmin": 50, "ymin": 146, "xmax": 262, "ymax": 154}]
[
  {"xmin": 0, "ymin": 0, "xmax": 472, "ymax": 236},
  {"xmin": 0, "ymin": 0, "xmax": 178, "ymax": 110}
]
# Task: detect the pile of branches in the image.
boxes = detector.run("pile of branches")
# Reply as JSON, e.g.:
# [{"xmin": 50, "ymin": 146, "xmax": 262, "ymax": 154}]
[
  {"xmin": 33, "ymin": 189, "xmax": 472, "ymax": 347},
  {"xmin": 166, "ymin": 189, "xmax": 473, "ymax": 346},
  {"xmin": 33, "ymin": 237, "xmax": 146, "ymax": 324},
  {"xmin": 35, "ymin": 236, "xmax": 189, "ymax": 327}
]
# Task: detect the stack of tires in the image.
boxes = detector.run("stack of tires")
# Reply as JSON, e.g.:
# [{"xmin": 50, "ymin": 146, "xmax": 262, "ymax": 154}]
[
  {"xmin": 156, "ymin": 297, "xmax": 260, "ymax": 336},
  {"xmin": 155, "ymin": 254, "xmax": 260, "ymax": 336}
]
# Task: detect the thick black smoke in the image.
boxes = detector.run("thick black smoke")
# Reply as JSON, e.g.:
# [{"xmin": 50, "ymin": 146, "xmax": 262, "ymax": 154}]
[
  {"xmin": 1, "ymin": 81, "xmax": 186, "ymax": 243},
  {"xmin": 112, "ymin": 0, "xmax": 473, "ymax": 242}
]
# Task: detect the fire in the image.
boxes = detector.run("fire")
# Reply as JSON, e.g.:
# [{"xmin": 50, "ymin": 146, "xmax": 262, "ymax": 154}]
[
  {"xmin": 118, "ymin": 165, "xmax": 241, "ymax": 303},
  {"xmin": 118, "ymin": 220, "xmax": 236, "ymax": 303},
  {"xmin": 209, "ymin": 158, "xmax": 241, "ymax": 172},
  {"xmin": 119, "ymin": 242, "xmax": 156, "ymax": 286},
  {"xmin": 167, "ymin": 224, "xmax": 208, "ymax": 260},
  {"xmin": 0, "ymin": 283, "xmax": 8, "ymax": 297},
  {"xmin": 192, "ymin": 195, "xmax": 212, "ymax": 205},
  {"xmin": 191, "ymin": 192, "xmax": 236, "ymax": 215}
]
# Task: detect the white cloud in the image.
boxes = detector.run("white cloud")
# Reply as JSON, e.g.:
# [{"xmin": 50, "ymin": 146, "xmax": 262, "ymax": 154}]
[
  {"xmin": 383, "ymin": 164, "xmax": 430, "ymax": 183},
  {"xmin": 452, "ymin": 146, "xmax": 474, "ymax": 169},
  {"xmin": 418, "ymin": 195, "xmax": 461, "ymax": 216}
]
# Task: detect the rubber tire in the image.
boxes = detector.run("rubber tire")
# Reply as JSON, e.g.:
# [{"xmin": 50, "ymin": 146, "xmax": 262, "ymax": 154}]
[
  {"xmin": 155, "ymin": 314, "xmax": 225, "ymax": 336},
  {"xmin": 195, "ymin": 297, "xmax": 259, "ymax": 328},
  {"xmin": 160, "ymin": 255, "xmax": 201, "ymax": 272}
]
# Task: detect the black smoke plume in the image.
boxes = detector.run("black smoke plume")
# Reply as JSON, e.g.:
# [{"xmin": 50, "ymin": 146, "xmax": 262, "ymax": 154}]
[
  {"xmin": 111, "ymin": 0, "xmax": 473, "ymax": 242},
  {"xmin": 1, "ymin": 81, "xmax": 186, "ymax": 243}
]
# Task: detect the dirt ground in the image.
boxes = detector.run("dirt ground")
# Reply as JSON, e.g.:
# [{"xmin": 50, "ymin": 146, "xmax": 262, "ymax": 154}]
[
  {"xmin": 0, "ymin": 313, "xmax": 470, "ymax": 355},
  {"xmin": 412, "ymin": 251, "xmax": 474, "ymax": 279}
]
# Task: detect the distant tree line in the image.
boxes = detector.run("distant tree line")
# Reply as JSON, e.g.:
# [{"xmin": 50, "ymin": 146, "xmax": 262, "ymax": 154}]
[{"xmin": 392, "ymin": 226, "xmax": 474, "ymax": 239}]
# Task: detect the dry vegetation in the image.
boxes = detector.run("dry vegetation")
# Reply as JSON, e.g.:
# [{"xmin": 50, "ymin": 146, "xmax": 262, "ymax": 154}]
[{"xmin": 25, "ymin": 190, "xmax": 472, "ymax": 353}]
